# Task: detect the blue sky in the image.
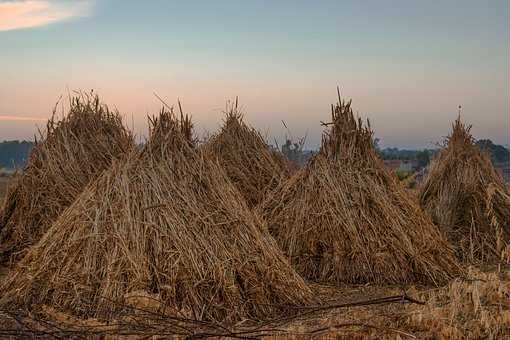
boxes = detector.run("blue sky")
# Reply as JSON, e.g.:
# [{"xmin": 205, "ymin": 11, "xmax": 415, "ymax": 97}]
[{"xmin": 1, "ymin": 0, "xmax": 509, "ymax": 148}]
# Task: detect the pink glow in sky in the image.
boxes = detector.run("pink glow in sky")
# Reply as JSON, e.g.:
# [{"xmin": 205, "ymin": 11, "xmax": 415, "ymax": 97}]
[
  {"xmin": 0, "ymin": 1, "xmax": 92, "ymax": 31},
  {"xmin": 1, "ymin": 1, "xmax": 509, "ymax": 148}
]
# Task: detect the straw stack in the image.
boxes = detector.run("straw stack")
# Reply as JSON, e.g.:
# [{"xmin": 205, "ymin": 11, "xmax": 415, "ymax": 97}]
[
  {"xmin": 205, "ymin": 102, "xmax": 292, "ymax": 208},
  {"xmin": 261, "ymin": 94, "xmax": 462, "ymax": 286},
  {"xmin": 0, "ymin": 94, "xmax": 134, "ymax": 264},
  {"xmin": 419, "ymin": 117, "xmax": 510, "ymax": 264},
  {"xmin": 0, "ymin": 110, "xmax": 313, "ymax": 322}
]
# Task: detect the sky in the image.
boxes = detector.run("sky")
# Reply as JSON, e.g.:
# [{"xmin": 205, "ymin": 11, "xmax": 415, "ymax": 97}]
[{"xmin": 0, "ymin": 0, "xmax": 509, "ymax": 149}]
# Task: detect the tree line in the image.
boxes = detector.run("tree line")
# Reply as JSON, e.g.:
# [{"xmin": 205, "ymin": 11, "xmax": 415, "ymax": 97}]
[
  {"xmin": 0, "ymin": 137, "xmax": 508, "ymax": 170},
  {"xmin": 0, "ymin": 141, "xmax": 34, "ymax": 169},
  {"xmin": 375, "ymin": 138, "xmax": 510, "ymax": 167}
]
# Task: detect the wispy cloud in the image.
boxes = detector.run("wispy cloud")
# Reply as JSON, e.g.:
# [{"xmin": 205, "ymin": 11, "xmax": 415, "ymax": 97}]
[
  {"xmin": 0, "ymin": 115, "xmax": 46, "ymax": 121},
  {"xmin": 0, "ymin": 0, "xmax": 93, "ymax": 32}
]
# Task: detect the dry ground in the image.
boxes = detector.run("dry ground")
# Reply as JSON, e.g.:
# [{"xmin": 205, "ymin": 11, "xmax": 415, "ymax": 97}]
[
  {"xmin": 0, "ymin": 265, "xmax": 507, "ymax": 339},
  {"xmin": 263, "ymin": 265, "xmax": 510, "ymax": 339}
]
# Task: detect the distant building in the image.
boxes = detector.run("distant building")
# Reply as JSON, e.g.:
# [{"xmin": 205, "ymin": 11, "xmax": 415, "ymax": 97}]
[
  {"xmin": 400, "ymin": 160, "xmax": 419, "ymax": 172},
  {"xmin": 383, "ymin": 159, "xmax": 419, "ymax": 172},
  {"xmin": 384, "ymin": 159, "xmax": 402, "ymax": 170}
]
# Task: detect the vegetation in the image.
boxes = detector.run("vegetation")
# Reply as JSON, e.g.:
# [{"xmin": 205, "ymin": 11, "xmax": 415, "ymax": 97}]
[
  {"xmin": 377, "ymin": 140, "xmax": 509, "ymax": 168},
  {"xmin": 0, "ymin": 141, "xmax": 34, "ymax": 169},
  {"xmin": 477, "ymin": 139, "xmax": 510, "ymax": 163}
]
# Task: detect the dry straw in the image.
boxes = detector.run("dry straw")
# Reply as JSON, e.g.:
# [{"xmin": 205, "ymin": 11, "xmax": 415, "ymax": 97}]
[
  {"xmin": 261, "ymin": 92, "xmax": 462, "ymax": 286},
  {"xmin": 204, "ymin": 100, "xmax": 292, "ymax": 208},
  {"xmin": 419, "ymin": 117, "xmax": 510, "ymax": 264},
  {"xmin": 0, "ymin": 93, "xmax": 134, "ymax": 265},
  {"xmin": 0, "ymin": 109, "xmax": 313, "ymax": 322},
  {"xmin": 143, "ymin": 103, "xmax": 195, "ymax": 157}
]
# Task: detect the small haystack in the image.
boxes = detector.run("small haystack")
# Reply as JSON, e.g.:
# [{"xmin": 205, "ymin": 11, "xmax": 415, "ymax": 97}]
[
  {"xmin": 205, "ymin": 101, "xmax": 292, "ymax": 207},
  {"xmin": 0, "ymin": 94, "xmax": 134, "ymax": 264},
  {"xmin": 419, "ymin": 118, "xmax": 510, "ymax": 264},
  {"xmin": 261, "ymin": 95, "xmax": 461, "ymax": 285},
  {"xmin": 0, "ymin": 110, "xmax": 313, "ymax": 322}
]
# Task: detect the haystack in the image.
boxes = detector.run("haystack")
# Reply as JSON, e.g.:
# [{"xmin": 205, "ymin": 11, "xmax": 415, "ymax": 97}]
[
  {"xmin": 261, "ymin": 95, "xmax": 461, "ymax": 285},
  {"xmin": 0, "ymin": 94, "xmax": 134, "ymax": 264},
  {"xmin": 205, "ymin": 102, "xmax": 292, "ymax": 207},
  {"xmin": 0, "ymin": 110, "xmax": 313, "ymax": 322},
  {"xmin": 419, "ymin": 117, "xmax": 510, "ymax": 264}
]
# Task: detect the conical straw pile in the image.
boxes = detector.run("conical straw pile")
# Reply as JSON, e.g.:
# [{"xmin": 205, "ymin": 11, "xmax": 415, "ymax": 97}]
[
  {"xmin": 261, "ymin": 94, "xmax": 462, "ymax": 285},
  {"xmin": 419, "ymin": 117, "xmax": 510, "ymax": 264},
  {"xmin": 0, "ymin": 93, "xmax": 134, "ymax": 264},
  {"xmin": 205, "ymin": 101, "xmax": 292, "ymax": 207}
]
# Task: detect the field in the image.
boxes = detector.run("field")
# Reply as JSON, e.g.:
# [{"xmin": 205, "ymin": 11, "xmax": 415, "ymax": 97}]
[
  {"xmin": 0, "ymin": 174, "xmax": 506, "ymax": 338},
  {"xmin": 264, "ymin": 266, "xmax": 510, "ymax": 338},
  {"xmin": 0, "ymin": 96, "xmax": 508, "ymax": 338},
  {"xmin": 0, "ymin": 261, "xmax": 507, "ymax": 338}
]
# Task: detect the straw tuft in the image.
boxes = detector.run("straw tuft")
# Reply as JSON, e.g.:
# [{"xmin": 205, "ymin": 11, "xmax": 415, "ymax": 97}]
[{"xmin": 143, "ymin": 107, "xmax": 195, "ymax": 157}]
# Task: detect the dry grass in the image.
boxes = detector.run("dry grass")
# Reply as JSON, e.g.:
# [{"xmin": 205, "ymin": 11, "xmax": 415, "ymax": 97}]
[
  {"xmin": 419, "ymin": 117, "xmax": 510, "ymax": 264},
  {"xmin": 144, "ymin": 106, "xmax": 195, "ymax": 156},
  {"xmin": 0, "ymin": 177, "xmax": 8, "ymax": 202},
  {"xmin": 400, "ymin": 266, "xmax": 510, "ymax": 339},
  {"xmin": 0, "ymin": 93, "xmax": 135, "ymax": 265},
  {"xmin": 256, "ymin": 266, "xmax": 510, "ymax": 339},
  {"xmin": 0, "ymin": 109, "xmax": 313, "ymax": 323},
  {"xmin": 204, "ymin": 101, "xmax": 293, "ymax": 208},
  {"xmin": 3, "ymin": 266, "xmax": 507, "ymax": 339},
  {"xmin": 261, "ymin": 95, "xmax": 462, "ymax": 286}
]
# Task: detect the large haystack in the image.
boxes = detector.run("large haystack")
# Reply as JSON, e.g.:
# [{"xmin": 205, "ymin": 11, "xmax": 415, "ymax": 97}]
[
  {"xmin": 0, "ymin": 110, "xmax": 313, "ymax": 322},
  {"xmin": 261, "ymin": 96, "xmax": 461, "ymax": 286},
  {"xmin": 0, "ymin": 94, "xmax": 134, "ymax": 264},
  {"xmin": 419, "ymin": 118, "xmax": 510, "ymax": 264},
  {"xmin": 205, "ymin": 102, "xmax": 292, "ymax": 207}
]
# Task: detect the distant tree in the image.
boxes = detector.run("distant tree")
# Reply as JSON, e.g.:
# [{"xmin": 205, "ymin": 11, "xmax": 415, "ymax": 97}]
[
  {"xmin": 476, "ymin": 139, "xmax": 510, "ymax": 164},
  {"xmin": 416, "ymin": 149, "xmax": 432, "ymax": 168},
  {"xmin": 0, "ymin": 140, "xmax": 34, "ymax": 169}
]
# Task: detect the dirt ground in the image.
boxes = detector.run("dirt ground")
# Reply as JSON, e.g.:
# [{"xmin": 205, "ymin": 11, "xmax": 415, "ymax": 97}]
[
  {"xmin": 0, "ymin": 265, "xmax": 507, "ymax": 339},
  {"xmin": 266, "ymin": 265, "xmax": 510, "ymax": 339}
]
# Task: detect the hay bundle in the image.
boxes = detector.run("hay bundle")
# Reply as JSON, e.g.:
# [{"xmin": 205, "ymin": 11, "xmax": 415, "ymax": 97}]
[
  {"xmin": 0, "ymin": 94, "xmax": 134, "ymax": 264},
  {"xmin": 419, "ymin": 118, "xmax": 510, "ymax": 264},
  {"xmin": 205, "ymin": 102, "xmax": 292, "ymax": 207},
  {"xmin": 261, "ymin": 96, "xmax": 461, "ymax": 286},
  {"xmin": 0, "ymin": 111, "xmax": 313, "ymax": 322}
]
